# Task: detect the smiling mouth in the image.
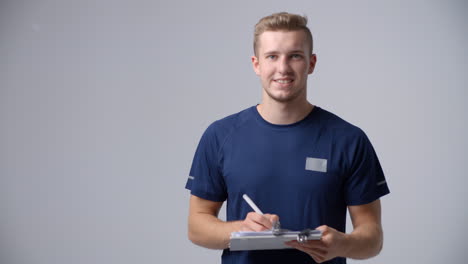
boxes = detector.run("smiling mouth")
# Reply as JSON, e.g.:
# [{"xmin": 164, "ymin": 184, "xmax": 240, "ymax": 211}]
[{"xmin": 274, "ymin": 79, "xmax": 294, "ymax": 84}]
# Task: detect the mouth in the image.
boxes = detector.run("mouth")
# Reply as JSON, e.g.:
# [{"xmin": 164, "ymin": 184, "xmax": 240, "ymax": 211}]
[{"xmin": 274, "ymin": 78, "xmax": 294, "ymax": 84}]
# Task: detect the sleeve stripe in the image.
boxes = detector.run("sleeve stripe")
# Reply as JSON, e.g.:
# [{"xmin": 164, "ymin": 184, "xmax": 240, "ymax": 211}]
[{"xmin": 377, "ymin": 180, "xmax": 386, "ymax": 186}]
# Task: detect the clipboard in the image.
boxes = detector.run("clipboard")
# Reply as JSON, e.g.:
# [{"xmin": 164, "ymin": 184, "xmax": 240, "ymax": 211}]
[{"xmin": 229, "ymin": 229, "xmax": 322, "ymax": 251}]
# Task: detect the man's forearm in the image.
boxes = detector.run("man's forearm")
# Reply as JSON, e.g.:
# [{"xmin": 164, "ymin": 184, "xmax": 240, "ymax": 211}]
[
  {"xmin": 188, "ymin": 212, "xmax": 242, "ymax": 249},
  {"xmin": 342, "ymin": 223, "xmax": 383, "ymax": 259}
]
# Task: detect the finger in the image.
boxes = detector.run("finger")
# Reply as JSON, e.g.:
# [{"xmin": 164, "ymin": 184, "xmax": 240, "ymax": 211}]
[
  {"xmin": 244, "ymin": 218, "xmax": 267, "ymax": 232},
  {"xmin": 241, "ymin": 220, "xmax": 265, "ymax": 231},
  {"xmin": 315, "ymin": 225, "xmax": 329, "ymax": 234},
  {"xmin": 286, "ymin": 240, "xmax": 327, "ymax": 250},
  {"xmin": 286, "ymin": 242, "xmax": 327, "ymax": 262},
  {"xmin": 245, "ymin": 212, "xmax": 272, "ymax": 230},
  {"xmin": 249, "ymin": 212, "xmax": 274, "ymax": 229},
  {"xmin": 308, "ymin": 252, "xmax": 325, "ymax": 264},
  {"xmin": 302, "ymin": 250, "xmax": 322, "ymax": 263},
  {"xmin": 240, "ymin": 213, "xmax": 260, "ymax": 231},
  {"xmin": 290, "ymin": 240, "xmax": 327, "ymax": 248},
  {"xmin": 265, "ymin": 213, "xmax": 279, "ymax": 223},
  {"xmin": 239, "ymin": 225, "xmax": 254, "ymax": 231},
  {"xmin": 290, "ymin": 243, "xmax": 327, "ymax": 259}
]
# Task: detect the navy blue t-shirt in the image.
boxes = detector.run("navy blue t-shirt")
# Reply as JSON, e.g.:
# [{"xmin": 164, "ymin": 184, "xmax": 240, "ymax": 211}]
[{"xmin": 185, "ymin": 106, "xmax": 390, "ymax": 264}]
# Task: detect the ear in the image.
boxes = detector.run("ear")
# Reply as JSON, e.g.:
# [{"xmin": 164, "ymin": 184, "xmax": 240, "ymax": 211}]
[
  {"xmin": 308, "ymin": 54, "xmax": 317, "ymax": 74},
  {"xmin": 251, "ymin": 55, "xmax": 260, "ymax": 75}
]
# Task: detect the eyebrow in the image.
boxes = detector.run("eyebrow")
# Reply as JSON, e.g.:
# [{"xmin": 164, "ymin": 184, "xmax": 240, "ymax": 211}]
[{"xmin": 263, "ymin": 50, "xmax": 305, "ymax": 55}]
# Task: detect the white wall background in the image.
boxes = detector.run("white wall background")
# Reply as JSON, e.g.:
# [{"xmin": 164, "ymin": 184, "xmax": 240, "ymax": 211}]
[{"xmin": 1, "ymin": 0, "xmax": 467, "ymax": 263}]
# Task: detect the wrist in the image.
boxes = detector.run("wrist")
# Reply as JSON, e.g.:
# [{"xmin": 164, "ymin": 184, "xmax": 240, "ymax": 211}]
[
  {"xmin": 230, "ymin": 220, "xmax": 243, "ymax": 232},
  {"xmin": 222, "ymin": 221, "xmax": 244, "ymax": 248},
  {"xmin": 340, "ymin": 233, "xmax": 353, "ymax": 258}
]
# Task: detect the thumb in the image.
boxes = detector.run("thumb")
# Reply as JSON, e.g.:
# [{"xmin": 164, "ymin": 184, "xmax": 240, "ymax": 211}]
[{"xmin": 315, "ymin": 225, "xmax": 329, "ymax": 233}]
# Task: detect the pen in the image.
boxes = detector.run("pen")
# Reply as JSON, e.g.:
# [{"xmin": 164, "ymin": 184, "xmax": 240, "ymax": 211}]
[
  {"xmin": 242, "ymin": 194, "xmax": 264, "ymax": 215},
  {"xmin": 243, "ymin": 194, "xmax": 282, "ymax": 234}
]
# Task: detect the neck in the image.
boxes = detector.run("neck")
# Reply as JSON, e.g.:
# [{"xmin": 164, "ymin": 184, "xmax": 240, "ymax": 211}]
[{"xmin": 257, "ymin": 98, "xmax": 314, "ymax": 125}]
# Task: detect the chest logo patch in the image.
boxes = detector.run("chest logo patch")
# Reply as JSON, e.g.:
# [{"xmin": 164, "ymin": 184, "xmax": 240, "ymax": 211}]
[{"xmin": 305, "ymin": 157, "xmax": 327, "ymax": 173}]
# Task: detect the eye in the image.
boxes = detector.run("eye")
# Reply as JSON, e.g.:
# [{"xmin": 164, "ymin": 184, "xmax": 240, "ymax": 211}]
[
  {"xmin": 291, "ymin": 54, "xmax": 303, "ymax": 59},
  {"xmin": 266, "ymin": 55, "xmax": 277, "ymax": 60}
]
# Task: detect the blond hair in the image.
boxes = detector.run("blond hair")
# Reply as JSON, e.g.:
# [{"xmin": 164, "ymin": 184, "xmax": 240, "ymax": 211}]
[{"xmin": 253, "ymin": 12, "xmax": 313, "ymax": 56}]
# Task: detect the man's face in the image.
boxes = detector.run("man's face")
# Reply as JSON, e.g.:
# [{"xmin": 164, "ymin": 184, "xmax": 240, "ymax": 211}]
[{"xmin": 252, "ymin": 30, "xmax": 316, "ymax": 103}]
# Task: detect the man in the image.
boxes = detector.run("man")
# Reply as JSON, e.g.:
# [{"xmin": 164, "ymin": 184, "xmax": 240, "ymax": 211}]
[{"xmin": 185, "ymin": 12, "xmax": 389, "ymax": 264}]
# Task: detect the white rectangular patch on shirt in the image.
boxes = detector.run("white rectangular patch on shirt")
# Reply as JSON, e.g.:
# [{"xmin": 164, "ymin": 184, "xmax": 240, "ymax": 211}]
[{"xmin": 305, "ymin": 157, "xmax": 327, "ymax": 173}]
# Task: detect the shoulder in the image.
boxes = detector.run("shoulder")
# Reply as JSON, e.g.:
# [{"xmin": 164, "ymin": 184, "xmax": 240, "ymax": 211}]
[
  {"xmin": 317, "ymin": 108, "xmax": 378, "ymax": 164},
  {"xmin": 315, "ymin": 107, "xmax": 374, "ymax": 163},
  {"xmin": 315, "ymin": 107, "xmax": 365, "ymax": 138},
  {"xmin": 201, "ymin": 106, "xmax": 255, "ymax": 146}
]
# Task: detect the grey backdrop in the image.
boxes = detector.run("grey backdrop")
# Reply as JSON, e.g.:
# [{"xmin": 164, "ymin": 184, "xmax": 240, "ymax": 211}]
[{"xmin": 1, "ymin": 0, "xmax": 467, "ymax": 263}]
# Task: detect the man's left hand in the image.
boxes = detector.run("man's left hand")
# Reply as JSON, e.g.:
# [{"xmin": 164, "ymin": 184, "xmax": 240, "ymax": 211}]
[{"xmin": 285, "ymin": 225, "xmax": 348, "ymax": 263}]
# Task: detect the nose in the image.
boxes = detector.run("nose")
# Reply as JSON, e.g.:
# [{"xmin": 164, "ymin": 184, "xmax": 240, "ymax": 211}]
[{"xmin": 277, "ymin": 56, "xmax": 292, "ymax": 74}]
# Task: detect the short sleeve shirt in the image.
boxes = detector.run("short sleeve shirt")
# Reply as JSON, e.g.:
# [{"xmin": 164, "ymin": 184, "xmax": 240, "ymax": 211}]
[{"xmin": 185, "ymin": 106, "xmax": 390, "ymax": 264}]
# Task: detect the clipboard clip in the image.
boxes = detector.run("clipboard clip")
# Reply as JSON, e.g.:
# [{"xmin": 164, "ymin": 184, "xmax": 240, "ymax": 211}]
[{"xmin": 297, "ymin": 229, "xmax": 314, "ymax": 244}]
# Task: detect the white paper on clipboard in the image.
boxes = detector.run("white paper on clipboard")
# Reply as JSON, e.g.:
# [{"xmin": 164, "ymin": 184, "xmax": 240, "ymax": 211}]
[{"xmin": 229, "ymin": 230, "xmax": 322, "ymax": 251}]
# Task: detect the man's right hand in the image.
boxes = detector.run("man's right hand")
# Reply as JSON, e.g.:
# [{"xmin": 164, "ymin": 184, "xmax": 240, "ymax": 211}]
[
  {"xmin": 188, "ymin": 195, "xmax": 280, "ymax": 249},
  {"xmin": 239, "ymin": 212, "xmax": 279, "ymax": 231}
]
